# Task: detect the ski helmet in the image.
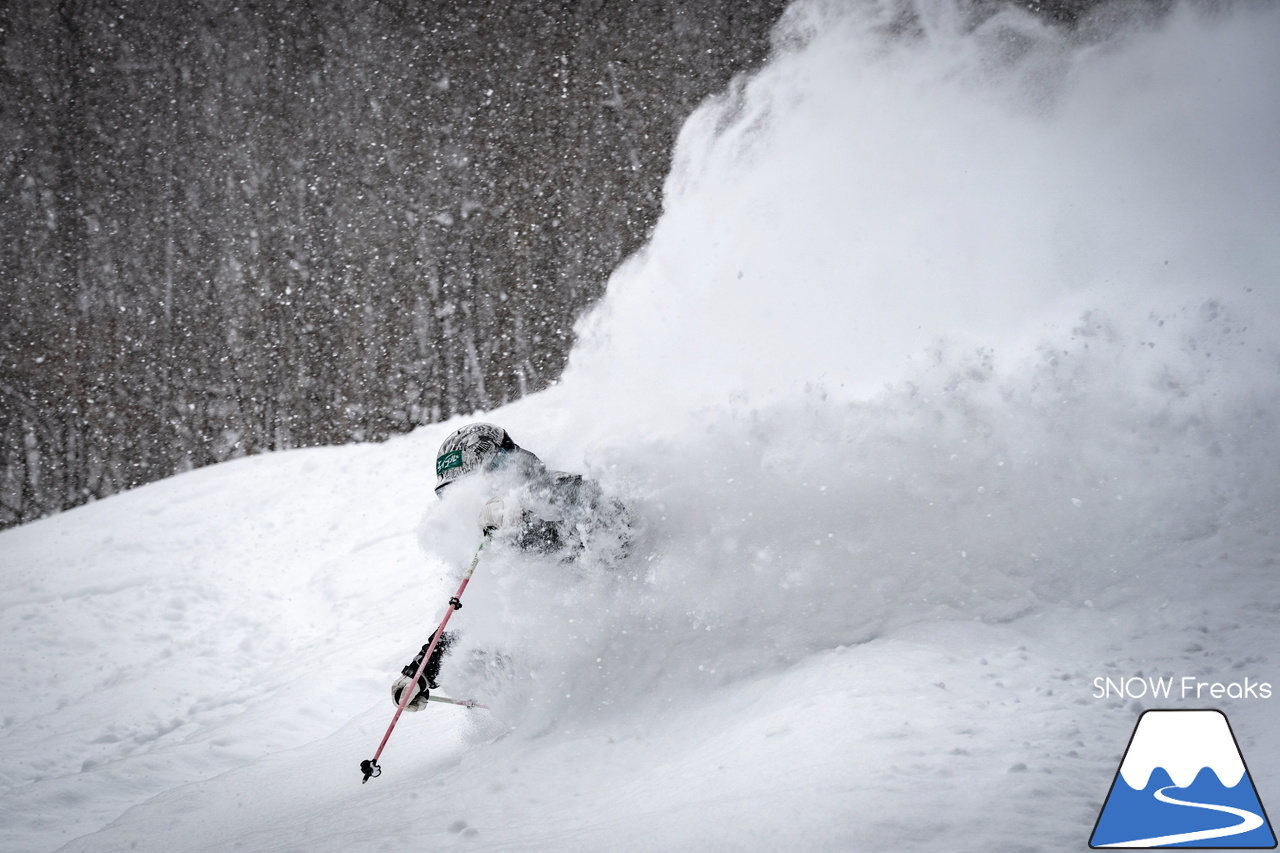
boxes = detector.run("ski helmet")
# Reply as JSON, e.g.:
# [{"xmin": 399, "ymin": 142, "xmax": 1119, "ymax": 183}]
[{"xmin": 434, "ymin": 423, "xmax": 517, "ymax": 494}]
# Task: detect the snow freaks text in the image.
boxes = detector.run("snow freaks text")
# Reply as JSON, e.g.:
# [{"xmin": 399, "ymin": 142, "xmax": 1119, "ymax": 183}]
[{"xmin": 1092, "ymin": 676, "xmax": 1274, "ymax": 701}]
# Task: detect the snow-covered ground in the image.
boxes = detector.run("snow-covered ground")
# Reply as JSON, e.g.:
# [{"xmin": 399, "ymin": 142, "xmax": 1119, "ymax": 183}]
[{"xmin": 3, "ymin": 1, "xmax": 1280, "ymax": 850}]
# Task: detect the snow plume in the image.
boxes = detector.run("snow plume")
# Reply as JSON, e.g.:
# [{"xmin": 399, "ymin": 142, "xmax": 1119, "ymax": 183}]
[
  {"xmin": 471, "ymin": 0, "xmax": 1280, "ymax": 724},
  {"xmin": 565, "ymin": 0, "xmax": 1280, "ymax": 425},
  {"xmin": 463, "ymin": 303, "xmax": 1280, "ymax": 730}
]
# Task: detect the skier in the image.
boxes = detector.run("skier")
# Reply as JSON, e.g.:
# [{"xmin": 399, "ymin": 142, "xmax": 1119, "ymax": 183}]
[{"xmin": 391, "ymin": 422, "xmax": 628, "ymax": 710}]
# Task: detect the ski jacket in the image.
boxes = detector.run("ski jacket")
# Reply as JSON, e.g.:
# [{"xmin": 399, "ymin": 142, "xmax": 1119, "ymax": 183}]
[
  {"xmin": 492, "ymin": 450, "xmax": 628, "ymax": 559},
  {"xmin": 510, "ymin": 470, "xmax": 605, "ymax": 554}
]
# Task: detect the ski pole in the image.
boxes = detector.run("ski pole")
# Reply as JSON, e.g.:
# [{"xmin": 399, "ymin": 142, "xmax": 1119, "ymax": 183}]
[{"xmin": 361, "ymin": 533, "xmax": 490, "ymax": 783}]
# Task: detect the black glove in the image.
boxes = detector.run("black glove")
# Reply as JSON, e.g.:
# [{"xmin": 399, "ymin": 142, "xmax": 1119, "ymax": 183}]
[
  {"xmin": 391, "ymin": 672, "xmax": 429, "ymax": 711},
  {"xmin": 390, "ymin": 632, "xmax": 453, "ymax": 710}
]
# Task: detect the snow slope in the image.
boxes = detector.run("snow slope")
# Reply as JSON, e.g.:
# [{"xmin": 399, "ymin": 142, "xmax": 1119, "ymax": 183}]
[{"xmin": 3, "ymin": 1, "xmax": 1280, "ymax": 851}]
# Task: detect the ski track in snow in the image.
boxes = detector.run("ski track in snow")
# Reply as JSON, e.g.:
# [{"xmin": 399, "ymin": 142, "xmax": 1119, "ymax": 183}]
[{"xmin": 3, "ymin": 1, "xmax": 1280, "ymax": 850}]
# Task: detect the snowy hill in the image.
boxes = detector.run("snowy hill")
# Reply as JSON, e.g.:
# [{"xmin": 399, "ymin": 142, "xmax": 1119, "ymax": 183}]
[{"xmin": 3, "ymin": 1, "xmax": 1280, "ymax": 851}]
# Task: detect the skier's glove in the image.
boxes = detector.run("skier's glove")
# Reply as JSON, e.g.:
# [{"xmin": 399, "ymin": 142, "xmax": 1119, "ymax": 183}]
[
  {"xmin": 391, "ymin": 673, "xmax": 430, "ymax": 712},
  {"xmin": 478, "ymin": 495, "xmax": 509, "ymax": 534}
]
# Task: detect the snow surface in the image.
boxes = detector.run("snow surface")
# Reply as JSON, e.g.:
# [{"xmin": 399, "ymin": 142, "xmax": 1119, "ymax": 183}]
[{"xmin": 4, "ymin": 1, "xmax": 1280, "ymax": 851}]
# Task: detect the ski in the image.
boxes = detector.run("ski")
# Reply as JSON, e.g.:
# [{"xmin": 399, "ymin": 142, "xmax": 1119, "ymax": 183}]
[{"xmin": 425, "ymin": 694, "xmax": 487, "ymax": 709}]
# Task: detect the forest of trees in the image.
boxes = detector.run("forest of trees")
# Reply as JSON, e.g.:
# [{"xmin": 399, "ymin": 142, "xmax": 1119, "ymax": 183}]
[
  {"xmin": 1, "ymin": 0, "xmax": 790, "ymax": 528},
  {"xmin": 0, "ymin": 0, "xmax": 1104, "ymax": 530}
]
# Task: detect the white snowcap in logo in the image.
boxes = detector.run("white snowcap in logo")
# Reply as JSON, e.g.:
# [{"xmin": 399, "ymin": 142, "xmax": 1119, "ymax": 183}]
[{"xmin": 1118, "ymin": 710, "xmax": 1247, "ymax": 790}]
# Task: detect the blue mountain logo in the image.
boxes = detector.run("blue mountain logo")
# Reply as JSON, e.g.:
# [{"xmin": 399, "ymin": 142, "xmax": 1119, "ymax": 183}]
[{"xmin": 1091, "ymin": 709, "xmax": 1276, "ymax": 848}]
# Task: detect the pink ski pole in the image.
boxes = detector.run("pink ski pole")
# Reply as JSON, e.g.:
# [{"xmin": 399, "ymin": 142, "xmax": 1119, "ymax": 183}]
[{"xmin": 362, "ymin": 533, "xmax": 490, "ymax": 782}]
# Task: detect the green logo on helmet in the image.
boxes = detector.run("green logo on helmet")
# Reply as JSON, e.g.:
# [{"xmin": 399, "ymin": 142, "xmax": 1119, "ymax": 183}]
[{"xmin": 436, "ymin": 449, "xmax": 465, "ymax": 477}]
